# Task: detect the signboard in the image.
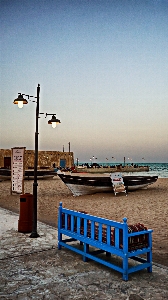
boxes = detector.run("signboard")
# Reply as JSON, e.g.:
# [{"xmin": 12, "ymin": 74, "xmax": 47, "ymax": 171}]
[{"xmin": 11, "ymin": 147, "xmax": 25, "ymax": 194}]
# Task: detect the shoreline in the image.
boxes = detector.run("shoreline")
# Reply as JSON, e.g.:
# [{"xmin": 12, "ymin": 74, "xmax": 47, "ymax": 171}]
[{"xmin": 0, "ymin": 177, "xmax": 168, "ymax": 267}]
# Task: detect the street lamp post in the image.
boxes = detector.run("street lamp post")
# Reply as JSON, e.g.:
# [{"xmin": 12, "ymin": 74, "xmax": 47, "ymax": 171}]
[
  {"xmin": 13, "ymin": 84, "xmax": 60, "ymax": 238},
  {"xmin": 31, "ymin": 84, "xmax": 40, "ymax": 237}
]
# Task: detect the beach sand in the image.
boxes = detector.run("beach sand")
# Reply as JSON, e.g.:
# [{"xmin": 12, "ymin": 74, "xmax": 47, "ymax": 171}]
[{"xmin": 0, "ymin": 177, "xmax": 167, "ymax": 267}]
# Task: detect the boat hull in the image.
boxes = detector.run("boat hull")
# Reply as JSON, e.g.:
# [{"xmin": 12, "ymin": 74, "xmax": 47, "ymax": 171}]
[
  {"xmin": 0, "ymin": 169, "xmax": 55, "ymax": 181},
  {"xmin": 57, "ymin": 172, "xmax": 158, "ymax": 196}
]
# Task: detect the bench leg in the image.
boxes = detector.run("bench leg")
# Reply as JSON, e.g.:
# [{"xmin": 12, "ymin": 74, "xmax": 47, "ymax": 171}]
[
  {"xmin": 123, "ymin": 254, "xmax": 128, "ymax": 281},
  {"xmin": 147, "ymin": 251, "xmax": 152, "ymax": 273},
  {"xmin": 58, "ymin": 232, "xmax": 62, "ymax": 250},
  {"xmin": 147, "ymin": 234, "xmax": 152, "ymax": 273},
  {"xmin": 83, "ymin": 243, "xmax": 89, "ymax": 262}
]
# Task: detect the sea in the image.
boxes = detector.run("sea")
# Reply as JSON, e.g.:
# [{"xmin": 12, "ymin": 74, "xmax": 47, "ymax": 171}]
[{"xmin": 80, "ymin": 163, "xmax": 168, "ymax": 178}]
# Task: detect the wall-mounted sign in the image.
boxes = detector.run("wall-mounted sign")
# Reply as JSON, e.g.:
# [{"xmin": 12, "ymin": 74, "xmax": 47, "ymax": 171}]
[{"xmin": 11, "ymin": 147, "xmax": 25, "ymax": 194}]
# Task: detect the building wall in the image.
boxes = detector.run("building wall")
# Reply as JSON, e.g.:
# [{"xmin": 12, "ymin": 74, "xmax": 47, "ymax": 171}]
[{"xmin": 0, "ymin": 149, "xmax": 74, "ymax": 169}]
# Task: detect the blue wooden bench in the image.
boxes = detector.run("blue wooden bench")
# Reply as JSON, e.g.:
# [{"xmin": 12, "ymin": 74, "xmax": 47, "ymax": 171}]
[{"xmin": 58, "ymin": 202, "xmax": 153, "ymax": 281}]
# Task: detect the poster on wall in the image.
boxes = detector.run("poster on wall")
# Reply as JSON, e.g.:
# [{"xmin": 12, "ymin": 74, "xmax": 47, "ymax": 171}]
[{"xmin": 11, "ymin": 147, "xmax": 25, "ymax": 194}]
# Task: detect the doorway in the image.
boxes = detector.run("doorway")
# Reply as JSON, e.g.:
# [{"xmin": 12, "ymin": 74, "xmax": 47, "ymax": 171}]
[{"xmin": 4, "ymin": 157, "xmax": 11, "ymax": 169}]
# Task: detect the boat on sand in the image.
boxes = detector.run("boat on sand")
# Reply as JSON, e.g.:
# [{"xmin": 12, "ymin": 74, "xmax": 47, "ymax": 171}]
[
  {"xmin": 57, "ymin": 171, "xmax": 158, "ymax": 196},
  {"xmin": 0, "ymin": 168, "xmax": 55, "ymax": 181}
]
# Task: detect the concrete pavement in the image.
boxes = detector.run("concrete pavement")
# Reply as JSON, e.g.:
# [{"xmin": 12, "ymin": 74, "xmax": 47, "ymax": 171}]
[{"xmin": 0, "ymin": 207, "xmax": 168, "ymax": 299}]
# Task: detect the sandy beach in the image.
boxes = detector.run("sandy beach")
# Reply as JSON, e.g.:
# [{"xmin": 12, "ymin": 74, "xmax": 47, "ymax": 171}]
[{"xmin": 0, "ymin": 177, "xmax": 167, "ymax": 267}]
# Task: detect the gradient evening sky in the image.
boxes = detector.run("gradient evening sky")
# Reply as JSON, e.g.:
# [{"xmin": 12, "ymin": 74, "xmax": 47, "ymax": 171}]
[{"xmin": 0, "ymin": 0, "xmax": 168, "ymax": 163}]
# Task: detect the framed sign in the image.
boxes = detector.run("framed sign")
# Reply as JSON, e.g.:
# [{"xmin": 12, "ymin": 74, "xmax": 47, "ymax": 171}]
[{"xmin": 11, "ymin": 147, "xmax": 25, "ymax": 194}]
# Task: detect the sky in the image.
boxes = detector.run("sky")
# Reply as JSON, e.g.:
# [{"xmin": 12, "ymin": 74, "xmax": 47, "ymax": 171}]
[{"xmin": 0, "ymin": 0, "xmax": 168, "ymax": 163}]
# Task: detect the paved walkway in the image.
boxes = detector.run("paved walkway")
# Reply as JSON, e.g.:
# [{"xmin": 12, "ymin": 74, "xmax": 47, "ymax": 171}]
[{"xmin": 0, "ymin": 207, "xmax": 168, "ymax": 299}]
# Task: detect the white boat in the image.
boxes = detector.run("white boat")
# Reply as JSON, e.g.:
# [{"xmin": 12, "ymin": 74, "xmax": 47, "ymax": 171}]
[{"xmin": 57, "ymin": 171, "xmax": 158, "ymax": 196}]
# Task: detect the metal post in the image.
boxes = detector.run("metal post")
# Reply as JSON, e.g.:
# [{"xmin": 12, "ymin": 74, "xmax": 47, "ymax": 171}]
[{"xmin": 30, "ymin": 84, "xmax": 40, "ymax": 238}]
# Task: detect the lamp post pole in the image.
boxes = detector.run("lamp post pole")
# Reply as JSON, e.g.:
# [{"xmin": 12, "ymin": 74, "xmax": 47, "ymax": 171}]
[
  {"xmin": 13, "ymin": 84, "xmax": 61, "ymax": 238},
  {"xmin": 30, "ymin": 84, "xmax": 40, "ymax": 238}
]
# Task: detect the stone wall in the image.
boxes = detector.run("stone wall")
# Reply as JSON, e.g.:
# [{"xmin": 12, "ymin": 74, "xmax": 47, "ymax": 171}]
[{"xmin": 0, "ymin": 149, "xmax": 74, "ymax": 169}]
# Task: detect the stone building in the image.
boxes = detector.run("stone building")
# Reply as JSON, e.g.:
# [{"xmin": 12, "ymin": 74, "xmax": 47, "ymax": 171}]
[{"xmin": 0, "ymin": 148, "xmax": 74, "ymax": 170}]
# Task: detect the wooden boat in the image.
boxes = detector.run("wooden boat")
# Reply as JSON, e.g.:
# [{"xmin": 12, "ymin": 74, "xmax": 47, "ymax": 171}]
[
  {"xmin": 0, "ymin": 168, "xmax": 55, "ymax": 181},
  {"xmin": 0, "ymin": 169, "xmax": 11, "ymax": 180},
  {"xmin": 57, "ymin": 171, "xmax": 158, "ymax": 196}
]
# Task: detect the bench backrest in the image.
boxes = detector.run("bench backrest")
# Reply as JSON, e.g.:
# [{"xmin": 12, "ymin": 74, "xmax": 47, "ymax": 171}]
[{"xmin": 58, "ymin": 202, "xmax": 150, "ymax": 252}]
